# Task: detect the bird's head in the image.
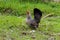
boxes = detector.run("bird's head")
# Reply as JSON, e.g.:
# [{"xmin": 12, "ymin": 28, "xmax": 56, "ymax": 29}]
[
  {"xmin": 26, "ymin": 10, "xmax": 31, "ymax": 16},
  {"xmin": 26, "ymin": 10, "xmax": 30, "ymax": 14}
]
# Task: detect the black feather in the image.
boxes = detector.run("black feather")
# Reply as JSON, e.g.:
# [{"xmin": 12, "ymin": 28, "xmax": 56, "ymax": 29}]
[{"xmin": 34, "ymin": 8, "xmax": 42, "ymax": 24}]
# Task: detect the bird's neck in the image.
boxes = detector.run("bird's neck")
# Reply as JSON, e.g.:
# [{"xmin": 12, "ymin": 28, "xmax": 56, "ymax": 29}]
[
  {"xmin": 26, "ymin": 11, "xmax": 32, "ymax": 19},
  {"xmin": 27, "ymin": 14, "xmax": 32, "ymax": 19}
]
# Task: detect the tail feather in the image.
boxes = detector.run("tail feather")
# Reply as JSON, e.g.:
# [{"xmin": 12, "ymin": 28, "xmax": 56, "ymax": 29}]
[{"xmin": 34, "ymin": 8, "xmax": 42, "ymax": 24}]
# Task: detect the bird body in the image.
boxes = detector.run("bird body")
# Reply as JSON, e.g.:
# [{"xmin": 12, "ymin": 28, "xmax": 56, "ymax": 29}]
[{"xmin": 26, "ymin": 8, "xmax": 42, "ymax": 29}]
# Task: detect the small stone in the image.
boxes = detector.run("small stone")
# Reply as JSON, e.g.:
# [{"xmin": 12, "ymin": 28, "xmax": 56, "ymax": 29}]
[{"xmin": 30, "ymin": 30, "xmax": 35, "ymax": 33}]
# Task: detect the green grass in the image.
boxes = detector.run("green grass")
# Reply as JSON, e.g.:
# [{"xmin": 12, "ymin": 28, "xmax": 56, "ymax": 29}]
[
  {"xmin": 0, "ymin": 0, "xmax": 60, "ymax": 16},
  {"xmin": 0, "ymin": 0, "xmax": 60, "ymax": 40},
  {"xmin": 0, "ymin": 15, "xmax": 60, "ymax": 40}
]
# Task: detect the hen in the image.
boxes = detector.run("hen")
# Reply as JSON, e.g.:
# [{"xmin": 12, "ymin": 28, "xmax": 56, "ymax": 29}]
[{"xmin": 26, "ymin": 8, "xmax": 42, "ymax": 29}]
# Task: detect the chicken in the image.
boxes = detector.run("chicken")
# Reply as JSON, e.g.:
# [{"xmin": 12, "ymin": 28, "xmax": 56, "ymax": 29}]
[{"xmin": 26, "ymin": 8, "xmax": 42, "ymax": 29}]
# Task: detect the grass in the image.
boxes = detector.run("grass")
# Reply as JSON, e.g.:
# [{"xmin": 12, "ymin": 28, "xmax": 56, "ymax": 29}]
[
  {"xmin": 0, "ymin": 0, "xmax": 60, "ymax": 40},
  {"xmin": 0, "ymin": 15, "xmax": 60, "ymax": 40},
  {"xmin": 0, "ymin": 0, "xmax": 60, "ymax": 16}
]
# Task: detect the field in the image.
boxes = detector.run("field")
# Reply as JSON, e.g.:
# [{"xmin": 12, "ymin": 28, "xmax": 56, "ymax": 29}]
[{"xmin": 0, "ymin": 0, "xmax": 60, "ymax": 40}]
